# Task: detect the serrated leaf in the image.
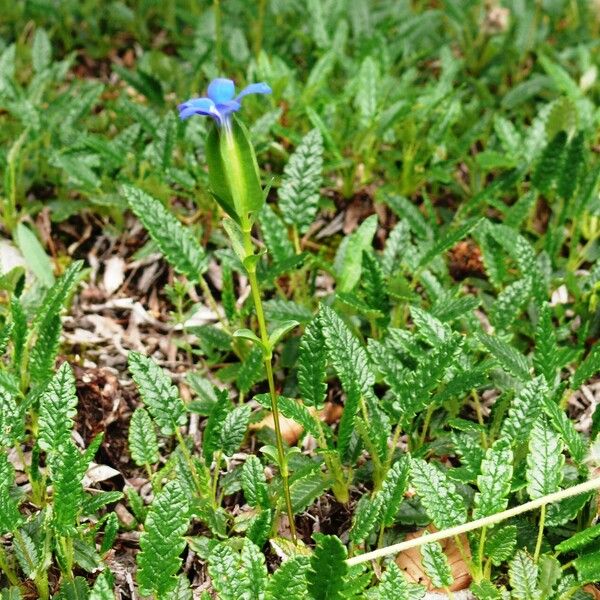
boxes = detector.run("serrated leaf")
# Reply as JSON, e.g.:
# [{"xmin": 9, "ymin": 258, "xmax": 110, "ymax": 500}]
[
  {"xmin": 379, "ymin": 458, "xmax": 410, "ymax": 527},
  {"xmin": 556, "ymin": 523, "xmax": 600, "ymax": 554},
  {"xmin": 421, "ymin": 541, "xmax": 453, "ymax": 589},
  {"xmin": 526, "ymin": 416, "xmax": 564, "ymax": 500},
  {"xmin": 532, "ymin": 130, "xmax": 567, "ymax": 194},
  {"xmin": 247, "ymin": 509, "xmax": 272, "ymax": 548},
  {"xmin": 533, "ymin": 303, "xmax": 560, "ymax": 386},
  {"xmin": 370, "ymin": 562, "xmax": 411, "ymax": 599},
  {"xmin": 32, "ymin": 28, "xmax": 52, "ymax": 72},
  {"xmin": 237, "ymin": 345, "xmax": 265, "ymax": 393},
  {"xmin": 0, "ymin": 452, "xmax": 21, "ymax": 534},
  {"xmin": 478, "ymin": 333, "xmax": 530, "ymax": 381},
  {"xmin": 255, "ymin": 393, "xmax": 322, "ymax": 442},
  {"xmin": 546, "ymin": 489, "xmax": 592, "ymax": 527},
  {"xmin": 289, "ymin": 470, "xmax": 328, "ymax": 514},
  {"xmin": 123, "ymin": 185, "xmax": 207, "ymax": 281},
  {"xmin": 491, "ymin": 278, "xmax": 531, "ymax": 331},
  {"xmin": 263, "ymin": 298, "xmax": 313, "ymax": 325},
  {"xmin": 128, "ymin": 352, "xmax": 187, "ymax": 435},
  {"xmin": 298, "ymin": 318, "xmax": 327, "ymax": 409},
  {"xmin": 418, "ymin": 218, "xmax": 481, "ymax": 268},
  {"xmin": 500, "ymin": 376, "xmax": 547, "ymax": 445},
  {"xmin": 485, "ymin": 525, "xmax": 517, "ymax": 566},
  {"xmin": 473, "ymin": 439, "xmax": 513, "ymax": 519},
  {"xmin": 137, "ymin": 481, "xmax": 190, "ymax": 597},
  {"xmin": 411, "ymin": 459, "xmax": 467, "ymax": 529},
  {"xmin": 335, "ymin": 215, "xmax": 378, "ymax": 292},
  {"xmin": 350, "ymin": 494, "xmax": 384, "ymax": 543},
  {"xmin": 308, "ymin": 534, "xmax": 348, "ymax": 600},
  {"xmin": 266, "ymin": 556, "xmax": 310, "ymax": 600},
  {"xmin": 260, "ymin": 203, "xmax": 295, "ymax": 264},
  {"xmin": 29, "ymin": 314, "xmax": 61, "ymax": 387},
  {"xmin": 128, "ymin": 408, "xmax": 159, "ymax": 467},
  {"xmin": 572, "ymin": 345, "xmax": 600, "ymax": 390},
  {"xmin": 52, "ymin": 440, "xmax": 85, "ymax": 535},
  {"xmin": 573, "ymin": 549, "xmax": 600, "ymax": 585},
  {"xmin": 242, "ymin": 455, "xmax": 268, "ymax": 508},
  {"xmin": 38, "ymin": 362, "xmax": 78, "ymax": 454},
  {"xmin": 509, "ymin": 551, "xmax": 541, "ymax": 600},
  {"xmin": 558, "ymin": 131, "xmax": 585, "ymax": 201},
  {"xmin": 220, "ymin": 404, "xmax": 251, "ymax": 456},
  {"xmin": 541, "ymin": 396, "xmax": 587, "ymax": 466}
]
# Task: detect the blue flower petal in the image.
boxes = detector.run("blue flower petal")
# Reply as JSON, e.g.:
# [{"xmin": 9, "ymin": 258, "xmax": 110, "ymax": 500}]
[
  {"xmin": 207, "ymin": 78, "xmax": 236, "ymax": 104},
  {"xmin": 216, "ymin": 100, "xmax": 242, "ymax": 118},
  {"xmin": 235, "ymin": 82, "xmax": 272, "ymax": 101},
  {"xmin": 178, "ymin": 97, "xmax": 216, "ymax": 120}
]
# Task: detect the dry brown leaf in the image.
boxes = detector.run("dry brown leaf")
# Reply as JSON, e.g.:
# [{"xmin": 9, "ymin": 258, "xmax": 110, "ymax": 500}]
[{"xmin": 396, "ymin": 528, "xmax": 472, "ymax": 592}]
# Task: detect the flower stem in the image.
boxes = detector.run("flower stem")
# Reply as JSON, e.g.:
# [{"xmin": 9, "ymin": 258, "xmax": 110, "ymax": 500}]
[
  {"xmin": 534, "ymin": 505, "xmax": 546, "ymax": 563},
  {"xmin": 347, "ymin": 476, "xmax": 600, "ymax": 566},
  {"xmin": 242, "ymin": 228, "xmax": 297, "ymax": 543}
]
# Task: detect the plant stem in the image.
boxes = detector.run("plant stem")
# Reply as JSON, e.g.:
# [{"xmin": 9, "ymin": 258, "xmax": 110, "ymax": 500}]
[
  {"xmin": 213, "ymin": 0, "xmax": 222, "ymax": 70},
  {"xmin": 477, "ymin": 526, "xmax": 487, "ymax": 581},
  {"xmin": 211, "ymin": 449, "xmax": 222, "ymax": 506},
  {"xmin": 253, "ymin": 0, "xmax": 267, "ymax": 57},
  {"xmin": 347, "ymin": 476, "xmax": 600, "ymax": 566},
  {"xmin": 0, "ymin": 545, "xmax": 19, "ymax": 587},
  {"xmin": 174, "ymin": 428, "xmax": 204, "ymax": 497},
  {"xmin": 242, "ymin": 228, "xmax": 297, "ymax": 543},
  {"xmin": 199, "ymin": 274, "xmax": 231, "ymax": 334},
  {"xmin": 418, "ymin": 404, "xmax": 434, "ymax": 447},
  {"xmin": 534, "ymin": 505, "xmax": 546, "ymax": 563}
]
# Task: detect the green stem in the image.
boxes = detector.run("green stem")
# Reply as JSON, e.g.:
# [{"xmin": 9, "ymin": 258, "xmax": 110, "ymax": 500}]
[
  {"xmin": 477, "ymin": 526, "xmax": 487, "ymax": 581},
  {"xmin": 211, "ymin": 450, "xmax": 222, "ymax": 507},
  {"xmin": 174, "ymin": 429, "xmax": 204, "ymax": 497},
  {"xmin": 199, "ymin": 274, "xmax": 231, "ymax": 335},
  {"xmin": 0, "ymin": 544, "xmax": 19, "ymax": 587},
  {"xmin": 418, "ymin": 404, "xmax": 434, "ymax": 448},
  {"xmin": 213, "ymin": 0, "xmax": 222, "ymax": 70},
  {"xmin": 242, "ymin": 228, "xmax": 297, "ymax": 543},
  {"xmin": 253, "ymin": 0, "xmax": 268, "ymax": 57},
  {"xmin": 534, "ymin": 505, "xmax": 546, "ymax": 563}
]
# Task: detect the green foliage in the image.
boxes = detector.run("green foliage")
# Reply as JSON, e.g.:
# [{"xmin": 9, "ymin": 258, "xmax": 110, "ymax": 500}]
[
  {"xmin": 278, "ymin": 128, "xmax": 324, "ymax": 234},
  {"xmin": 298, "ymin": 318, "xmax": 327, "ymax": 409},
  {"xmin": 137, "ymin": 481, "xmax": 190, "ymax": 597},
  {"xmin": 308, "ymin": 534, "xmax": 348, "ymax": 600},
  {"xmin": 128, "ymin": 407, "xmax": 160, "ymax": 467},
  {"xmin": 128, "ymin": 352, "xmax": 187, "ymax": 435},
  {"xmin": 526, "ymin": 416, "xmax": 564, "ymax": 500},
  {"xmin": 421, "ymin": 542, "xmax": 453, "ymax": 589},
  {"xmin": 123, "ymin": 185, "xmax": 207, "ymax": 281},
  {"xmin": 473, "ymin": 439, "xmax": 513, "ymax": 519}
]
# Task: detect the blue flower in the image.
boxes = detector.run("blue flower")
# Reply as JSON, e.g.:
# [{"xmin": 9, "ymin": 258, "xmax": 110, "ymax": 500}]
[{"xmin": 178, "ymin": 78, "xmax": 271, "ymax": 126}]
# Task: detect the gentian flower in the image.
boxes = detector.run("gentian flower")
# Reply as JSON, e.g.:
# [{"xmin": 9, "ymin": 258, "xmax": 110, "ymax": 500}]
[{"xmin": 178, "ymin": 78, "xmax": 271, "ymax": 127}]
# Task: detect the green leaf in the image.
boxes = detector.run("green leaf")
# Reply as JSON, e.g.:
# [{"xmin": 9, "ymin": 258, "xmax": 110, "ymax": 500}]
[
  {"xmin": 123, "ymin": 185, "xmax": 207, "ymax": 281},
  {"xmin": 278, "ymin": 129, "xmax": 323, "ymax": 234},
  {"xmin": 478, "ymin": 333, "xmax": 530, "ymax": 381},
  {"xmin": 532, "ymin": 131, "xmax": 567, "ymax": 194},
  {"xmin": 473, "ymin": 439, "xmax": 513, "ymax": 519},
  {"xmin": 266, "ymin": 556, "xmax": 310, "ymax": 600},
  {"xmin": 128, "ymin": 408, "xmax": 159, "ymax": 467},
  {"xmin": 335, "ymin": 215, "xmax": 378, "ymax": 293},
  {"xmin": 526, "ymin": 416, "xmax": 564, "ymax": 500},
  {"xmin": 485, "ymin": 525, "xmax": 517, "ymax": 566},
  {"xmin": 32, "ymin": 28, "xmax": 52, "ymax": 72},
  {"xmin": 34, "ymin": 260, "xmax": 83, "ymax": 333},
  {"xmin": 533, "ymin": 303, "xmax": 560, "ymax": 386},
  {"xmin": 490, "ymin": 278, "xmax": 531, "ymax": 331},
  {"xmin": 370, "ymin": 562, "xmax": 412, "ymax": 599},
  {"xmin": 247, "ymin": 509, "xmax": 272, "ymax": 548},
  {"xmin": 308, "ymin": 534, "xmax": 348, "ymax": 600},
  {"xmin": 541, "ymin": 396, "xmax": 587, "ymax": 466},
  {"xmin": 500, "ymin": 376, "xmax": 547, "ymax": 445},
  {"xmin": 572, "ymin": 344, "xmax": 600, "ymax": 390},
  {"xmin": 350, "ymin": 494, "xmax": 383, "ymax": 543},
  {"xmin": 298, "ymin": 318, "xmax": 327, "ymax": 409},
  {"xmin": 260, "ymin": 203, "xmax": 295, "ymax": 264},
  {"xmin": 137, "ymin": 481, "xmax": 190, "ymax": 597},
  {"xmin": 38, "ymin": 362, "xmax": 78, "ymax": 454},
  {"xmin": 558, "ymin": 131, "xmax": 585, "ymax": 201},
  {"xmin": 411, "ymin": 458, "xmax": 467, "ymax": 529},
  {"xmin": 52, "ymin": 440, "xmax": 85, "ymax": 535},
  {"xmin": 220, "ymin": 404, "xmax": 251, "ymax": 456},
  {"xmin": 470, "ymin": 580, "xmax": 505, "ymax": 600},
  {"xmin": 0, "ymin": 387, "xmax": 24, "ymax": 448},
  {"xmin": 128, "ymin": 352, "xmax": 187, "ymax": 435},
  {"xmin": 14, "ymin": 223, "xmax": 55, "ymax": 288},
  {"xmin": 289, "ymin": 470, "xmax": 329, "ymax": 514},
  {"xmin": 421, "ymin": 542, "xmax": 453, "ymax": 589},
  {"xmin": 509, "ymin": 551, "xmax": 541, "ymax": 600},
  {"xmin": 255, "ymin": 393, "xmax": 322, "ymax": 442},
  {"xmin": 268, "ymin": 320, "xmax": 299, "ymax": 350},
  {"xmin": 203, "ymin": 388, "xmax": 231, "ymax": 462},
  {"xmin": 573, "ymin": 550, "xmax": 600, "ymax": 584},
  {"xmin": 546, "ymin": 489, "xmax": 593, "ymax": 527},
  {"xmin": 263, "ymin": 298, "xmax": 313, "ymax": 325},
  {"xmin": 29, "ymin": 314, "xmax": 61, "ymax": 387},
  {"xmin": 237, "ymin": 345, "xmax": 265, "ymax": 393},
  {"xmin": 556, "ymin": 523, "xmax": 600, "ymax": 554},
  {"xmin": 240, "ymin": 539, "xmax": 269, "ymax": 598},
  {"xmin": 0, "ymin": 452, "xmax": 22, "ymax": 534},
  {"xmin": 379, "ymin": 458, "xmax": 410, "ymax": 527},
  {"xmin": 241, "ymin": 455, "xmax": 268, "ymax": 508}
]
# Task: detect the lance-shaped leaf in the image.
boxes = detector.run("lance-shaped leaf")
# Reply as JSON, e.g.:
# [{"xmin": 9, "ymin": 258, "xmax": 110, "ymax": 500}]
[
  {"xmin": 241, "ymin": 455, "xmax": 269, "ymax": 509},
  {"xmin": 128, "ymin": 408, "xmax": 159, "ymax": 467},
  {"xmin": 411, "ymin": 458, "xmax": 467, "ymax": 529},
  {"xmin": 378, "ymin": 457, "xmax": 410, "ymax": 527},
  {"xmin": 572, "ymin": 345, "xmax": 600, "ymax": 390},
  {"xmin": 220, "ymin": 404, "xmax": 251, "ymax": 456},
  {"xmin": 278, "ymin": 128, "xmax": 323, "ymax": 234},
  {"xmin": 421, "ymin": 542, "xmax": 453, "ymax": 589},
  {"xmin": 370, "ymin": 562, "xmax": 412, "ymax": 599},
  {"xmin": 255, "ymin": 393, "xmax": 322, "ymax": 442},
  {"xmin": 500, "ymin": 376, "xmax": 547, "ymax": 445},
  {"xmin": 298, "ymin": 318, "xmax": 327, "ymax": 409},
  {"xmin": 0, "ymin": 451, "xmax": 22, "ymax": 534},
  {"xmin": 123, "ymin": 184, "xmax": 207, "ymax": 281},
  {"xmin": 509, "ymin": 551, "xmax": 541, "ymax": 600},
  {"xmin": 128, "ymin": 352, "xmax": 187, "ymax": 435},
  {"xmin": 266, "ymin": 556, "xmax": 310, "ymax": 600},
  {"xmin": 38, "ymin": 362, "xmax": 78, "ymax": 454},
  {"xmin": 485, "ymin": 525, "xmax": 517, "ymax": 566},
  {"xmin": 308, "ymin": 534, "xmax": 348, "ymax": 600},
  {"xmin": 350, "ymin": 494, "xmax": 384, "ymax": 543},
  {"xmin": 137, "ymin": 481, "xmax": 190, "ymax": 597},
  {"xmin": 478, "ymin": 333, "xmax": 530, "ymax": 381},
  {"xmin": 52, "ymin": 440, "xmax": 85, "ymax": 535},
  {"xmin": 526, "ymin": 416, "xmax": 564, "ymax": 500},
  {"xmin": 533, "ymin": 303, "xmax": 559, "ymax": 387},
  {"xmin": 473, "ymin": 439, "xmax": 513, "ymax": 519}
]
